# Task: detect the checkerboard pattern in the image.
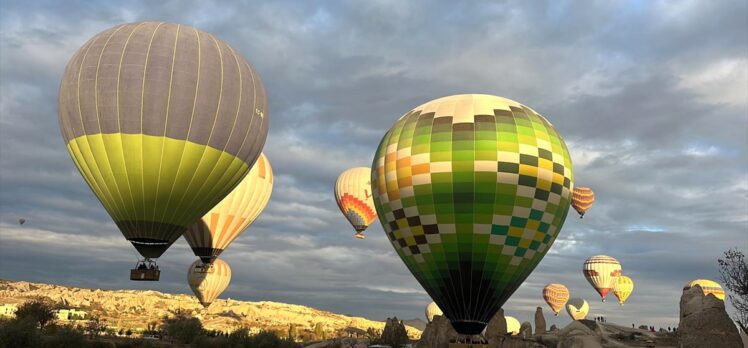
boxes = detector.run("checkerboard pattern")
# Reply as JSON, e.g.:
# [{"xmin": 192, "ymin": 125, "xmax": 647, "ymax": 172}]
[{"xmin": 371, "ymin": 94, "xmax": 574, "ymax": 327}]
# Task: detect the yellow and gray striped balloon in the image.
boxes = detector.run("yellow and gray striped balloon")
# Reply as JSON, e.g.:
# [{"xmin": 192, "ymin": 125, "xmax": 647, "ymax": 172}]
[
  {"xmin": 184, "ymin": 153, "xmax": 273, "ymax": 264},
  {"xmin": 58, "ymin": 21, "xmax": 268, "ymax": 259},
  {"xmin": 187, "ymin": 258, "xmax": 232, "ymax": 307}
]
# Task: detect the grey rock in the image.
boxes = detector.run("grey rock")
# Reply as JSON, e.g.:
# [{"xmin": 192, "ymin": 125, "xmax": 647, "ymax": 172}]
[
  {"xmin": 678, "ymin": 284, "xmax": 742, "ymax": 348},
  {"xmin": 549, "ymin": 324, "xmax": 558, "ymax": 332},
  {"xmin": 519, "ymin": 321, "xmax": 532, "ymax": 338},
  {"xmin": 485, "ymin": 308, "xmax": 507, "ymax": 346},
  {"xmin": 534, "ymin": 307, "xmax": 546, "ymax": 335},
  {"xmin": 557, "ymin": 320, "xmax": 602, "ymax": 348},
  {"xmin": 536, "ymin": 333, "xmax": 559, "ymax": 347},
  {"xmin": 412, "ymin": 314, "xmax": 458, "ymax": 348}
]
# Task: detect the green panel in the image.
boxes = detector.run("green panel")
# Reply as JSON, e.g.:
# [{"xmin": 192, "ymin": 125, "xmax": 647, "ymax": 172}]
[{"xmin": 66, "ymin": 133, "xmax": 251, "ymax": 256}]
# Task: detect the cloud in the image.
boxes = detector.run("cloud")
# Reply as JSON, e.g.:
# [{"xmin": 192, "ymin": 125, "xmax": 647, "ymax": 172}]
[{"xmin": 0, "ymin": 0, "xmax": 746, "ymax": 328}]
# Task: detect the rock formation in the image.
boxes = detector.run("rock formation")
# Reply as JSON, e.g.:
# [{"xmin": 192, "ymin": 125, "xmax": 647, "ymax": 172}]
[
  {"xmin": 549, "ymin": 324, "xmax": 557, "ymax": 332},
  {"xmin": 519, "ymin": 321, "xmax": 532, "ymax": 338},
  {"xmin": 557, "ymin": 320, "xmax": 602, "ymax": 348},
  {"xmin": 0, "ymin": 280, "xmax": 421, "ymax": 339},
  {"xmin": 412, "ymin": 314, "xmax": 457, "ymax": 348},
  {"xmin": 534, "ymin": 306, "xmax": 546, "ymax": 335},
  {"xmin": 485, "ymin": 308, "xmax": 507, "ymax": 346},
  {"xmin": 678, "ymin": 284, "xmax": 742, "ymax": 348}
]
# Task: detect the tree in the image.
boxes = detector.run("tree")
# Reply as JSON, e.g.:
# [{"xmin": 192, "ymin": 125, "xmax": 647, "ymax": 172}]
[
  {"xmin": 718, "ymin": 248, "xmax": 748, "ymax": 333},
  {"xmin": 161, "ymin": 310, "xmax": 203, "ymax": 344},
  {"xmin": 85, "ymin": 316, "xmax": 107, "ymax": 338},
  {"xmin": 15, "ymin": 298, "xmax": 57, "ymax": 330}
]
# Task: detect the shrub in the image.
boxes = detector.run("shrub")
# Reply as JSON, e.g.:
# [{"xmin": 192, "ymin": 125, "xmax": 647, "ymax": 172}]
[{"xmin": 0, "ymin": 317, "xmax": 42, "ymax": 348}]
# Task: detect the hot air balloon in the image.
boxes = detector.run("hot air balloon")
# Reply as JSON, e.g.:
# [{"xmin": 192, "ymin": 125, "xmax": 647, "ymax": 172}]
[
  {"xmin": 504, "ymin": 316, "xmax": 521, "ymax": 335},
  {"xmin": 583, "ymin": 255, "xmax": 622, "ymax": 302},
  {"xmin": 187, "ymin": 258, "xmax": 232, "ymax": 307},
  {"xmin": 543, "ymin": 283, "xmax": 570, "ymax": 316},
  {"xmin": 613, "ymin": 275, "xmax": 634, "ymax": 306},
  {"xmin": 335, "ymin": 167, "xmax": 377, "ymax": 239},
  {"xmin": 683, "ymin": 279, "xmax": 725, "ymax": 300},
  {"xmin": 425, "ymin": 302, "xmax": 443, "ymax": 323},
  {"xmin": 58, "ymin": 21, "xmax": 268, "ymax": 280},
  {"xmin": 371, "ymin": 94, "xmax": 574, "ymax": 335},
  {"xmin": 184, "ymin": 153, "xmax": 273, "ymax": 264},
  {"xmin": 571, "ymin": 187, "xmax": 594, "ymax": 218},
  {"xmin": 18, "ymin": 218, "xmax": 25, "ymax": 226},
  {"xmin": 565, "ymin": 298, "xmax": 589, "ymax": 321}
]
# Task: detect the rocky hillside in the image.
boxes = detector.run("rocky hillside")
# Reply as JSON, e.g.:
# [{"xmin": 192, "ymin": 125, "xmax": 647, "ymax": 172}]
[{"xmin": 0, "ymin": 279, "xmax": 421, "ymax": 339}]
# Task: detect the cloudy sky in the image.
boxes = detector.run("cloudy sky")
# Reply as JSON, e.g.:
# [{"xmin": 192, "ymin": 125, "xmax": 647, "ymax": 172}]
[{"xmin": 0, "ymin": 0, "xmax": 746, "ymax": 329}]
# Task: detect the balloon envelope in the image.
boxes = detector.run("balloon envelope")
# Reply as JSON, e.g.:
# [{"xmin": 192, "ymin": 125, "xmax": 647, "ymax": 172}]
[
  {"xmin": 372, "ymin": 94, "xmax": 574, "ymax": 335},
  {"xmin": 566, "ymin": 298, "xmax": 589, "ymax": 321},
  {"xmin": 187, "ymin": 258, "xmax": 232, "ymax": 307},
  {"xmin": 543, "ymin": 283, "xmax": 569, "ymax": 316},
  {"xmin": 613, "ymin": 275, "xmax": 634, "ymax": 305},
  {"xmin": 58, "ymin": 21, "xmax": 268, "ymax": 259},
  {"xmin": 571, "ymin": 187, "xmax": 594, "ymax": 217},
  {"xmin": 683, "ymin": 279, "xmax": 725, "ymax": 301},
  {"xmin": 505, "ymin": 316, "xmax": 520, "ymax": 335},
  {"xmin": 425, "ymin": 302, "xmax": 443, "ymax": 323},
  {"xmin": 334, "ymin": 167, "xmax": 377, "ymax": 238},
  {"xmin": 583, "ymin": 255, "xmax": 622, "ymax": 302},
  {"xmin": 184, "ymin": 153, "xmax": 273, "ymax": 264}
]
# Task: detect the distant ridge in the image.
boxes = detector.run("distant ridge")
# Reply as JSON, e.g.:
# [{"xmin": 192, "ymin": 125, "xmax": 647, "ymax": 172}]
[{"xmin": 0, "ymin": 279, "xmax": 421, "ymax": 338}]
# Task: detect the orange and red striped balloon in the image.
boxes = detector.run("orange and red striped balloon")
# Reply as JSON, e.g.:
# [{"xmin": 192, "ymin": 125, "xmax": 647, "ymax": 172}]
[{"xmin": 571, "ymin": 187, "xmax": 595, "ymax": 218}]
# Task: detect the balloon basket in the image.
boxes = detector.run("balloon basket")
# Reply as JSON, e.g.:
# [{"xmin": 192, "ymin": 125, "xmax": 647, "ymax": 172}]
[
  {"xmin": 354, "ymin": 233, "xmax": 365, "ymax": 239},
  {"xmin": 130, "ymin": 259, "xmax": 160, "ymax": 281},
  {"xmin": 192, "ymin": 262, "xmax": 215, "ymax": 274}
]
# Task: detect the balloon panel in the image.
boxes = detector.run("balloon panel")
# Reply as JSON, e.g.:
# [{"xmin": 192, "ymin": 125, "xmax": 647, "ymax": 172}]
[{"xmin": 372, "ymin": 94, "xmax": 574, "ymax": 334}]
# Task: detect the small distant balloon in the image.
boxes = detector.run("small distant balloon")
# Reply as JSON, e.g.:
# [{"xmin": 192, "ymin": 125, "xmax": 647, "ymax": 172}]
[
  {"xmin": 571, "ymin": 187, "xmax": 595, "ymax": 218},
  {"xmin": 18, "ymin": 218, "xmax": 25, "ymax": 225},
  {"xmin": 334, "ymin": 167, "xmax": 377, "ymax": 239},
  {"xmin": 613, "ymin": 275, "xmax": 634, "ymax": 306},
  {"xmin": 565, "ymin": 298, "xmax": 589, "ymax": 321},
  {"xmin": 683, "ymin": 279, "xmax": 725, "ymax": 301}
]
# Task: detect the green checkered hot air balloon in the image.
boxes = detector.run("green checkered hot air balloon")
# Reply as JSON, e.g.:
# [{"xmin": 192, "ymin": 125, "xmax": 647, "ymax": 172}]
[
  {"xmin": 371, "ymin": 94, "xmax": 574, "ymax": 335},
  {"xmin": 58, "ymin": 22, "xmax": 268, "ymax": 268}
]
